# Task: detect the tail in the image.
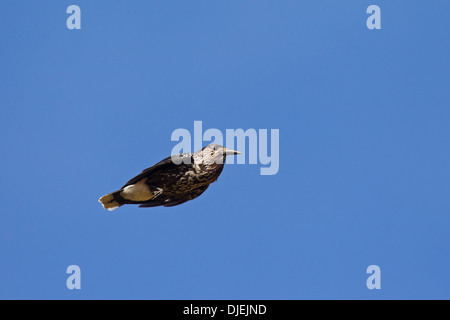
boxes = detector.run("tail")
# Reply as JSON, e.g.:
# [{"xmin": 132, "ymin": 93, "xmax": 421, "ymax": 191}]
[{"xmin": 99, "ymin": 190, "xmax": 123, "ymax": 211}]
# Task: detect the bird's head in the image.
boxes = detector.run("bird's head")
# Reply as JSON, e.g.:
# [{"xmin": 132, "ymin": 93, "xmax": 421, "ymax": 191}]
[{"xmin": 198, "ymin": 144, "xmax": 241, "ymax": 165}]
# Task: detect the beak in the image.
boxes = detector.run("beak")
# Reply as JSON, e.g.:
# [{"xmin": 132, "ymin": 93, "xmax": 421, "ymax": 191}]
[{"xmin": 224, "ymin": 148, "xmax": 241, "ymax": 156}]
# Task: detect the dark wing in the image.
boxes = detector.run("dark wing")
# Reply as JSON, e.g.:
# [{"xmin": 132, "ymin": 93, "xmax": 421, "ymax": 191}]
[
  {"xmin": 139, "ymin": 184, "xmax": 210, "ymax": 208},
  {"xmin": 122, "ymin": 153, "xmax": 193, "ymax": 188}
]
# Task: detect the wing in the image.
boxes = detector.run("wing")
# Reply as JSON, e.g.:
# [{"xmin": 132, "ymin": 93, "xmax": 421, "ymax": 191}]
[
  {"xmin": 122, "ymin": 153, "xmax": 193, "ymax": 188},
  {"xmin": 139, "ymin": 184, "xmax": 210, "ymax": 208}
]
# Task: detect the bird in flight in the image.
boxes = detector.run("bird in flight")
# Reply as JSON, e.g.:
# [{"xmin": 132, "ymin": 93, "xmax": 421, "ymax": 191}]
[{"xmin": 99, "ymin": 144, "xmax": 241, "ymax": 211}]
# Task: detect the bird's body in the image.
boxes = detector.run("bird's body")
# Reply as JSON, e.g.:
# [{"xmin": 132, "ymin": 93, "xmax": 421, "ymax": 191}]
[{"xmin": 99, "ymin": 144, "xmax": 240, "ymax": 211}]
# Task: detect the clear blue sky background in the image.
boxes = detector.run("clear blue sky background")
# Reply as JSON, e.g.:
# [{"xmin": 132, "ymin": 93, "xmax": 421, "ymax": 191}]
[{"xmin": 1, "ymin": 1, "xmax": 449, "ymax": 300}]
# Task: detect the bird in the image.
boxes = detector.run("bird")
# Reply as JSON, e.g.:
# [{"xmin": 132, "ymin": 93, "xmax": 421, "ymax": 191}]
[{"xmin": 99, "ymin": 144, "xmax": 241, "ymax": 211}]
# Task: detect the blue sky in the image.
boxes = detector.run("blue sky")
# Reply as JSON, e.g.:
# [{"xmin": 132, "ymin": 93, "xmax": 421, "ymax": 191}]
[{"xmin": 1, "ymin": 1, "xmax": 449, "ymax": 299}]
